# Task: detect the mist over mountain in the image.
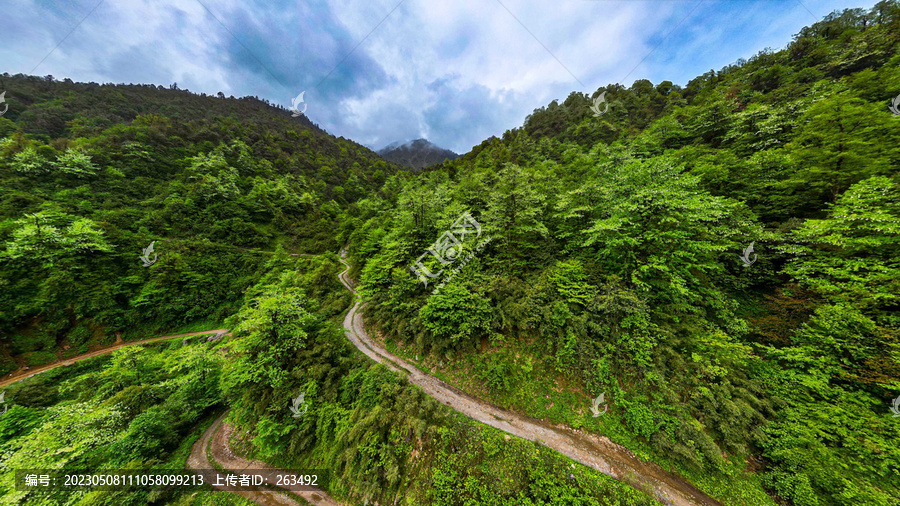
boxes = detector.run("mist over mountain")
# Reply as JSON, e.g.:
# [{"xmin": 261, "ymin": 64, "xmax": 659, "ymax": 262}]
[{"xmin": 376, "ymin": 138, "xmax": 459, "ymax": 169}]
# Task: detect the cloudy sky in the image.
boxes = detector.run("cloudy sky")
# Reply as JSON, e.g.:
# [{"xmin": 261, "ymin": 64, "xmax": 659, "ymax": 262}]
[{"xmin": 2, "ymin": 0, "xmax": 873, "ymax": 153}]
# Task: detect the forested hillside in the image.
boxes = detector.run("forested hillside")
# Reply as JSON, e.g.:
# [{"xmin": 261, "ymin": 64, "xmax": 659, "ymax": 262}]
[
  {"xmin": 0, "ymin": 69, "xmax": 656, "ymax": 506},
  {"xmin": 348, "ymin": 3, "xmax": 900, "ymax": 505},
  {"xmin": 0, "ymin": 337, "xmax": 239, "ymax": 506},
  {"xmin": 2, "ymin": 2, "xmax": 900, "ymax": 506},
  {"xmin": 219, "ymin": 253, "xmax": 657, "ymax": 506},
  {"xmin": 1, "ymin": 251, "xmax": 659, "ymax": 506},
  {"xmin": 0, "ymin": 75, "xmax": 402, "ymax": 373}
]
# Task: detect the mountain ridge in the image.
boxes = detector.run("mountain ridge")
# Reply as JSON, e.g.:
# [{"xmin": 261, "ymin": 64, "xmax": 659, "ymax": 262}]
[{"xmin": 377, "ymin": 138, "xmax": 459, "ymax": 169}]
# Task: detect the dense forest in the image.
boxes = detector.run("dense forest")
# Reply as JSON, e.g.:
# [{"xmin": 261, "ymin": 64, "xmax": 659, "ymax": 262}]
[
  {"xmin": 0, "ymin": 76, "xmax": 401, "ymax": 373},
  {"xmin": 2, "ymin": 2, "xmax": 900, "ymax": 505},
  {"xmin": 0, "ymin": 337, "xmax": 243, "ymax": 506},
  {"xmin": 1, "ymin": 253, "xmax": 656, "ymax": 506},
  {"xmin": 348, "ymin": 3, "xmax": 900, "ymax": 505}
]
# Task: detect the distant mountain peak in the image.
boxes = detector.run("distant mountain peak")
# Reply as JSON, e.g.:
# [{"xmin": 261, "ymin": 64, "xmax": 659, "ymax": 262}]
[{"xmin": 377, "ymin": 138, "xmax": 458, "ymax": 169}]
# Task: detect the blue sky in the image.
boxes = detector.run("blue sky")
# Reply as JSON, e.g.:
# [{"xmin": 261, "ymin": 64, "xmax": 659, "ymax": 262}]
[{"xmin": 1, "ymin": 0, "xmax": 875, "ymax": 153}]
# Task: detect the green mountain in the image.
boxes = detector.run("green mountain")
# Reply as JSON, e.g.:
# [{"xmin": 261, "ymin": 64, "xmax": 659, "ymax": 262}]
[
  {"xmin": 377, "ymin": 139, "xmax": 459, "ymax": 169},
  {"xmin": 348, "ymin": 3, "xmax": 900, "ymax": 505},
  {"xmin": 0, "ymin": 75, "xmax": 401, "ymax": 370},
  {"xmin": 2, "ymin": 3, "xmax": 900, "ymax": 506}
]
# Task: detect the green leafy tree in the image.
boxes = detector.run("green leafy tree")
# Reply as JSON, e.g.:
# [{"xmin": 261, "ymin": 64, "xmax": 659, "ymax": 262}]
[
  {"xmin": 482, "ymin": 164, "xmax": 548, "ymax": 267},
  {"xmin": 760, "ymin": 304, "xmax": 900, "ymax": 506},
  {"xmin": 783, "ymin": 176, "xmax": 900, "ymax": 318},
  {"xmin": 782, "ymin": 92, "xmax": 899, "ymax": 207},
  {"xmin": 582, "ymin": 157, "xmax": 759, "ymax": 317},
  {"xmin": 55, "ymin": 148, "xmax": 98, "ymax": 176},
  {"xmin": 10, "ymin": 147, "xmax": 52, "ymax": 174},
  {"xmin": 2, "ymin": 210, "xmax": 112, "ymax": 266},
  {"xmin": 225, "ymin": 285, "xmax": 317, "ymax": 389},
  {"xmin": 185, "ymin": 151, "xmax": 242, "ymax": 200},
  {"xmin": 420, "ymin": 283, "xmax": 493, "ymax": 352}
]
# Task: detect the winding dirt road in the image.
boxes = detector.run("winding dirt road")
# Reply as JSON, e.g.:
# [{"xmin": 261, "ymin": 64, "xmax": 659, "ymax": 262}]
[
  {"xmin": 186, "ymin": 412, "xmax": 342, "ymax": 506},
  {"xmin": 0, "ymin": 329, "xmax": 227, "ymax": 388},
  {"xmin": 337, "ymin": 251, "xmax": 721, "ymax": 506},
  {"xmin": 1, "ymin": 328, "xmax": 342, "ymax": 505},
  {"xmin": 4, "ymin": 250, "xmax": 721, "ymax": 506}
]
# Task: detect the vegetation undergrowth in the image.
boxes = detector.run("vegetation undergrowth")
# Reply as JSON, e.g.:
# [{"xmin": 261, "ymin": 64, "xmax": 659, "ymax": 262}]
[
  {"xmin": 349, "ymin": 4, "xmax": 900, "ymax": 505},
  {"xmin": 0, "ymin": 338, "xmax": 232, "ymax": 505},
  {"xmin": 223, "ymin": 255, "xmax": 658, "ymax": 505}
]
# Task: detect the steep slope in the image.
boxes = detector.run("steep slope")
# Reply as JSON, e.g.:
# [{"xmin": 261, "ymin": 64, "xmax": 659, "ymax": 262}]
[
  {"xmin": 337, "ymin": 253, "xmax": 719, "ymax": 506},
  {"xmin": 348, "ymin": 4, "xmax": 900, "ymax": 506},
  {"xmin": 0, "ymin": 74, "xmax": 402, "ymax": 373}
]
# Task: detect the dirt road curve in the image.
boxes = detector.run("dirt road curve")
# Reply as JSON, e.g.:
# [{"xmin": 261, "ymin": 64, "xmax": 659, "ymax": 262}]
[
  {"xmin": 0, "ymin": 329, "xmax": 228, "ymax": 388},
  {"xmin": 2, "ymin": 251, "xmax": 719, "ymax": 506},
  {"xmin": 0, "ymin": 327, "xmax": 342, "ymax": 505},
  {"xmin": 187, "ymin": 412, "xmax": 343, "ymax": 506},
  {"xmin": 337, "ymin": 251, "xmax": 720, "ymax": 506}
]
